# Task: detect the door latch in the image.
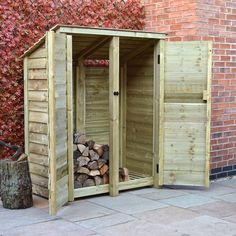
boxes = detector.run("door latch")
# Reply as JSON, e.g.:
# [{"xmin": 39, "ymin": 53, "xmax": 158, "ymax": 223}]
[{"xmin": 113, "ymin": 91, "xmax": 119, "ymax": 96}]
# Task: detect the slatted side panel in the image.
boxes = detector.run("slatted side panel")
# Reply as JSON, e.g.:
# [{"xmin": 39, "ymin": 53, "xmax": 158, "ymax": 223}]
[
  {"xmin": 53, "ymin": 34, "xmax": 69, "ymax": 209},
  {"xmin": 126, "ymin": 49, "xmax": 154, "ymax": 175},
  {"xmin": 85, "ymin": 67, "xmax": 109, "ymax": 144},
  {"xmin": 27, "ymin": 43, "xmax": 49, "ymax": 198},
  {"xmin": 163, "ymin": 41, "xmax": 209, "ymax": 186}
]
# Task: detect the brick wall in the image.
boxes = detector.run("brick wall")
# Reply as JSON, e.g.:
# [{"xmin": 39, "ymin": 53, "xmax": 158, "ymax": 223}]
[{"xmin": 144, "ymin": 0, "xmax": 236, "ymax": 179}]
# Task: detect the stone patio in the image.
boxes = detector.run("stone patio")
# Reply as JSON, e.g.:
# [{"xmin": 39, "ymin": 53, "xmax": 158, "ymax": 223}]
[{"xmin": 0, "ymin": 178, "xmax": 236, "ymax": 236}]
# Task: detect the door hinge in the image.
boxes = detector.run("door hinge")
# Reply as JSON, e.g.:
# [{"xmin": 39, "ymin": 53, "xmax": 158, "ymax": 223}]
[
  {"xmin": 113, "ymin": 91, "xmax": 119, "ymax": 96},
  {"xmin": 157, "ymin": 55, "xmax": 160, "ymax": 64},
  {"xmin": 156, "ymin": 164, "xmax": 159, "ymax": 173}
]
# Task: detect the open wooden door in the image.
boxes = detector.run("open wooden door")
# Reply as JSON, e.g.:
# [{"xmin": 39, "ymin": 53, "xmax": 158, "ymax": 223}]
[
  {"xmin": 47, "ymin": 31, "xmax": 73, "ymax": 215},
  {"xmin": 158, "ymin": 41, "xmax": 212, "ymax": 187}
]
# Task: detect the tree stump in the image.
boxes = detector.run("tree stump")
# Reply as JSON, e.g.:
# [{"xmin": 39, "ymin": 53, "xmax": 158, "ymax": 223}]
[{"xmin": 1, "ymin": 160, "xmax": 33, "ymax": 209}]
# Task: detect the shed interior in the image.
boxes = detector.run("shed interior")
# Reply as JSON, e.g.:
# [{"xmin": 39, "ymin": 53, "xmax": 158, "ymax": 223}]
[{"xmin": 72, "ymin": 34, "xmax": 157, "ymax": 198}]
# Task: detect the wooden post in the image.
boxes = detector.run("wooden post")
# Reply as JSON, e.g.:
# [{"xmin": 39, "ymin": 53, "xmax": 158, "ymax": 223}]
[
  {"xmin": 24, "ymin": 57, "xmax": 29, "ymax": 156},
  {"xmin": 205, "ymin": 41, "xmax": 212, "ymax": 188},
  {"xmin": 109, "ymin": 37, "xmax": 120, "ymax": 197},
  {"xmin": 66, "ymin": 35, "xmax": 74, "ymax": 201},
  {"xmin": 47, "ymin": 31, "xmax": 57, "ymax": 215},
  {"xmin": 157, "ymin": 40, "xmax": 165, "ymax": 187}
]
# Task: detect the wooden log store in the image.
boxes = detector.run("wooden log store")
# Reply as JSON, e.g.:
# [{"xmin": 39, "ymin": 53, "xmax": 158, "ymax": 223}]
[{"xmin": 22, "ymin": 25, "xmax": 212, "ymax": 215}]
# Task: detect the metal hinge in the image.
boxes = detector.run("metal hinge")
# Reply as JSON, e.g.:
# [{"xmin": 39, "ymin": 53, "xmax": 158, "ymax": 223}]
[
  {"xmin": 157, "ymin": 55, "xmax": 160, "ymax": 64},
  {"xmin": 156, "ymin": 164, "xmax": 159, "ymax": 173},
  {"xmin": 113, "ymin": 91, "xmax": 119, "ymax": 96}
]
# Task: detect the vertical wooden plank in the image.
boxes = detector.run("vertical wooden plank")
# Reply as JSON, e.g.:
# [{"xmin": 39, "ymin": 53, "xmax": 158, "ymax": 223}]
[
  {"xmin": 76, "ymin": 60, "xmax": 86, "ymax": 132},
  {"xmin": 66, "ymin": 35, "xmax": 74, "ymax": 201},
  {"xmin": 109, "ymin": 37, "xmax": 120, "ymax": 197},
  {"xmin": 47, "ymin": 31, "xmax": 57, "ymax": 215},
  {"xmin": 120, "ymin": 63, "xmax": 127, "ymax": 167},
  {"xmin": 153, "ymin": 41, "xmax": 160, "ymax": 187},
  {"xmin": 205, "ymin": 41, "xmax": 212, "ymax": 187},
  {"xmin": 24, "ymin": 57, "xmax": 29, "ymax": 155},
  {"xmin": 158, "ymin": 40, "xmax": 165, "ymax": 186}
]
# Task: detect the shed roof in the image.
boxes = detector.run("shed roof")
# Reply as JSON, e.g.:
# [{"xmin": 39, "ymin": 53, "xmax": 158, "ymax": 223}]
[{"xmin": 22, "ymin": 24, "xmax": 166, "ymax": 58}]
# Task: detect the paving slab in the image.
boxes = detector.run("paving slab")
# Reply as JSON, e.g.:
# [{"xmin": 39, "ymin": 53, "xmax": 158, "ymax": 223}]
[
  {"xmin": 1, "ymin": 219, "xmax": 96, "ymax": 236},
  {"xmin": 223, "ymin": 215, "xmax": 236, "ymax": 224},
  {"xmin": 139, "ymin": 188, "xmax": 188, "ymax": 201},
  {"xmin": 217, "ymin": 178, "xmax": 236, "ymax": 189},
  {"xmin": 95, "ymin": 219, "xmax": 184, "ymax": 236},
  {"xmin": 213, "ymin": 192, "xmax": 236, "ymax": 203},
  {"xmin": 182, "ymin": 182, "xmax": 236, "ymax": 197},
  {"xmin": 78, "ymin": 212, "xmax": 136, "ymax": 230},
  {"xmin": 190, "ymin": 200, "xmax": 236, "ymax": 218},
  {"xmin": 57, "ymin": 200, "xmax": 115, "ymax": 222},
  {"xmin": 159, "ymin": 193, "xmax": 217, "ymax": 208},
  {"xmin": 0, "ymin": 207, "xmax": 56, "ymax": 231},
  {"xmin": 127, "ymin": 187, "xmax": 162, "ymax": 195},
  {"xmin": 88, "ymin": 193, "xmax": 168, "ymax": 214},
  {"xmin": 170, "ymin": 215, "xmax": 236, "ymax": 236},
  {"xmin": 133, "ymin": 206, "xmax": 200, "ymax": 225}
]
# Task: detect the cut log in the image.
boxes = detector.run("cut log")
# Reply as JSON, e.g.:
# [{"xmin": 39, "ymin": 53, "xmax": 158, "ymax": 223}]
[
  {"xmin": 74, "ymin": 133, "xmax": 86, "ymax": 145},
  {"xmin": 103, "ymin": 173, "xmax": 109, "ymax": 184},
  {"xmin": 89, "ymin": 150, "xmax": 99, "ymax": 161},
  {"xmin": 17, "ymin": 153, "xmax": 28, "ymax": 162},
  {"xmin": 101, "ymin": 151, "xmax": 109, "ymax": 163},
  {"xmin": 100, "ymin": 164, "xmax": 109, "ymax": 176},
  {"xmin": 89, "ymin": 170, "xmax": 100, "ymax": 177},
  {"xmin": 74, "ymin": 180, "xmax": 82, "ymax": 189},
  {"xmin": 119, "ymin": 167, "xmax": 130, "ymax": 181},
  {"xmin": 83, "ymin": 178, "xmax": 95, "ymax": 187},
  {"xmin": 77, "ymin": 144, "xmax": 86, "ymax": 154},
  {"xmin": 77, "ymin": 167, "xmax": 90, "ymax": 175},
  {"xmin": 73, "ymin": 150, "xmax": 81, "ymax": 159},
  {"xmin": 98, "ymin": 159, "xmax": 106, "ymax": 168},
  {"xmin": 93, "ymin": 144, "xmax": 104, "ymax": 157},
  {"xmin": 77, "ymin": 156, "xmax": 90, "ymax": 167},
  {"xmin": 0, "ymin": 160, "xmax": 33, "ymax": 209},
  {"xmin": 82, "ymin": 147, "xmax": 89, "ymax": 157},
  {"xmin": 86, "ymin": 140, "xmax": 95, "ymax": 150},
  {"xmin": 103, "ymin": 144, "xmax": 109, "ymax": 152},
  {"xmin": 94, "ymin": 176, "xmax": 103, "ymax": 186},
  {"xmin": 77, "ymin": 173, "xmax": 89, "ymax": 185},
  {"xmin": 73, "ymin": 144, "xmax": 77, "ymax": 151},
  {"xmin": 88, "ymin": 161, "xmax": 99, "ymax": 170}
]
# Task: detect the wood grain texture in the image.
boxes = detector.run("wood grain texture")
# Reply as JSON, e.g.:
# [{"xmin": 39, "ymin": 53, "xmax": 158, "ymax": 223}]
[
  {"xmin": 162, "ymin": 41, "xmax": 211, "ymax": 187},
  {"xmin": 126, "ymin": 48, "xmax": 154, "ymax": 176}
]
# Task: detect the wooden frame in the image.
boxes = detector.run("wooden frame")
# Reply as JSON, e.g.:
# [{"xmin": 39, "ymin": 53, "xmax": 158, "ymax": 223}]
[
  {"xmin": 66, "ymin": 35, "xmax": 74, "ymax": 201},
  {"xmin": 109, "ymin": 37, "xmax": 120, "ymax": 197},
  {"xmin": 24, "ymin": 57, "xmax": 29, "ymax": 156},
  {"xmin": 47, "ymin": 31, "xmax": 57, "ymax": 215},
  {"xmin": 205, "ymin": 41, "xmax": 213, "ymax": 187}
]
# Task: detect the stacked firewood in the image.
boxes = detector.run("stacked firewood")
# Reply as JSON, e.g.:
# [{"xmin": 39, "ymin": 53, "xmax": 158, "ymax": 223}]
[{"xmin": 73, "ymin": 133, "xmax": 129, "ymax": 188}]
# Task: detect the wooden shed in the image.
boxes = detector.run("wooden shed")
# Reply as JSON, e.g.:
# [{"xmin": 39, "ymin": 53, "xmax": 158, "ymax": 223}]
[{"xmin": 22, "ymin": 25, "xmax": 212, "ymax": 215}]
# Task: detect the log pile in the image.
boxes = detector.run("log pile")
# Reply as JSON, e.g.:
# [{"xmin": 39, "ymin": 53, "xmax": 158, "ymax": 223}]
[{"xmin": 73, "ymin": 133, "xmax": 129, "ymax": 188}]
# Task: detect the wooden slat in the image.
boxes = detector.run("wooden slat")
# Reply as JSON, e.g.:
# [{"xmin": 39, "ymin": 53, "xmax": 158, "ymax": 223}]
[
  {"xmin": 109, "ymin": 37, "xmax": 119, "ymax": 197},
  {"xmin": 29, "ymin": 111, "xmax": 48, "ymax": 124},
  {"xmin": 28, "ymin": 91, "xmax": 48, "ymax": 102},
  {"xmin": 29, "ymin": 153, "xmax": 49, "ymax": 166},
  {"xmin": 32, "ymin": 184, "xmax": 49, "ymax": 198},
  {"xmin": 28, "ymin": 58, "xmax": 47, "ymax": 69},
  {"xmin": 29, "ymin": 47, "xmax": 47, "ymax": 59},
  {"xmin": 28, "ymin": 69, "xmax": 47, "ymax": 80},
  {"xmin": 29, "ymin": 143, "xmax": 48, "ymax": 156},
  {"xmin": 74, "ymin": 184, "xmax": 109, "ymax": 198},
  {"xmin": 29, "ymin": 122, "xmax": 48, "ymax": 134},
  {"xmin": 28, "ymin": 80, "xmax": 48, "ymax": 91}
]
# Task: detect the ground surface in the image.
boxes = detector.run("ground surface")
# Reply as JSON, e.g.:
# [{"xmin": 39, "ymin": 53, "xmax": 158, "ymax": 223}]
[{"xmin": 1, "ymin": 178, "xmax": 236, "ymax": 236}]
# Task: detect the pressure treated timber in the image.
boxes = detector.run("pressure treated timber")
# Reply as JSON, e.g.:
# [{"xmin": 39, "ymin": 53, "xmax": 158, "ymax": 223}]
[
  {"xmin": 205, "ymin": 42, "xmax": 213, "ymax": 187},
  {"xmin": 161, "ymin": 41, "xmax": 210, "ymax": 187},
  {"xmin": 84, "ymin": 66, "xmax": 109, "ymax": 144},
  {"xmin": 109, "ymin": 37, "xmax": 119, "ymax": 197},
  {"xmin": 24, "ymin": 57, "xmax": 29, "ymax": 156},
  {"xmin": 126, "ymin": 48, "xmax": 154, "ymax": 176},
  {"xmin": 67, "ymin": 35, "xmax": 74, "ymax": 201}
]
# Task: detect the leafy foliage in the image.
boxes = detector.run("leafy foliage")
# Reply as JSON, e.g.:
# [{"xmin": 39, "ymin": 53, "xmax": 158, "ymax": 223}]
[{"xmin": 0, "ymin": 0, "xmax": 145, "ymax": 158}]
